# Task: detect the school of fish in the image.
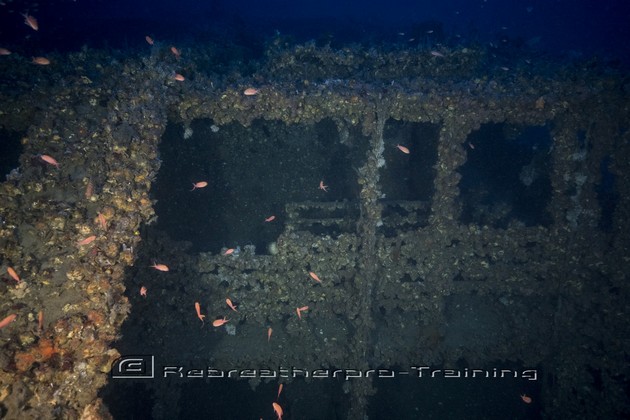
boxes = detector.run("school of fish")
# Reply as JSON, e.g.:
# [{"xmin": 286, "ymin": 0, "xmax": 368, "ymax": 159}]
[{"xmin": 0, "ymin": 21, "xmax": 417, "ymax": 415}]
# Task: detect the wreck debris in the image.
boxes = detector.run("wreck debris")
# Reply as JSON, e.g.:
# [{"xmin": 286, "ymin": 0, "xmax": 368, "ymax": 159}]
[{"xmin": 0, "ymin": 40, "xmax": 627, "ymax": 419}]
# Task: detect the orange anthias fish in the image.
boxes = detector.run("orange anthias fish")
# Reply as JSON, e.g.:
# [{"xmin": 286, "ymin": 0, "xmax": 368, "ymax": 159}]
[
  {"xmin": 7, "ymin": 267, "xmax": 20, "ymax": 283},
  {"xmin": 277, "ymin": 383, "xmax": 283, "ymax": 400},
  {"xmin": 272, "ymin": 402, "xmax": 283, "ymax": 420},
  {"xmin": 0, "ymin": 48, "xmax": 11, "ymax": 56},
  {"xmin": 264, "ymin": 215, "xmax": 275, "ymax": 222},
  {"xmin": 145, "ymin": 35, "xmax": 154, "ymax": 45},
  {"xmin": 85, "ymin": 180, "xmax": 94, "ymax": 199},
  {"xmin": 520, "ymin": 394, "xmax": 532, "ymax": 404},
  {"xmin": 150, "ymin": 262, "xmax": 169, "ymax": 272},
  {"xmin": 40, "ymin": 154, "xmax": 59, "ymax": 167},
  {"xmin": 173, "ymin": 73, "xmax": 185, "ymax": 82},
  {"xmin": 77, "ymin": 235, "xmax": 97, "ymax": 246},
  {"xmin": 224, "ymin": 248, "xmax": 235, "ymax": 256},
  {"xmin": 32, "ymin": 57, "xmax": 50, "ymax": 65},
  {"xmin": 23, "ymin": 13, "xmax": 38, "ymax": 31},
  {"xmin": 170, "ymin": 46, "xmax": 181, "ymax": 59},
  {"xmin": 140, "ymin": 286, "xmax": 147, "ymax": 297},
  {"xmin": 243, "ymin": 88, "xmax": 259, "ymax": 96},
  {"xmin": 97, "ymin": 213, "xmax": 107, "ymax": 230},
  {"xmin": 318, "ymin": 180, "xmax": 328, "ymax": 192},
  {"xmin": 226, "ymin": 298, "xmax": 238, "ymax": 312},
  {"xmin": 212, "ymin": 317, "xmax": 229, "ymax": 327},
  {"xmin": 296, "ymin": 306, "xmax": 309, "ymax": 320},
  {"xmin": 195, "ymin": 302, "xmax": 205, "ymax": 324},
  {"xmin": 190, "ymin": 181, "xmax": 208, "ymax": 191},
  {"xmin": 0, "ymin": 314, "xmax": 17, "ymax": 329},
  {"xmin": 309, "ymin": 271, "xmax": 322, "ymax": 283},
  {"xmin": 37, "ymin": 310, "xmax": 44, "ymax": 332},
  {"xmin": 396, "ymin": 144, "xmax": 410, "ymax": 154},
  {"xmin": 267, "ymin": 327, "xmax": 272, "ymax": 342}
]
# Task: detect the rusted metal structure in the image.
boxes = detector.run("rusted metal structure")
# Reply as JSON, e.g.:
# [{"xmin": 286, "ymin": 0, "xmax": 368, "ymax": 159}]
[{"xmin": 0, "ymin": 43, "xmax": 628, "ymax": 418}]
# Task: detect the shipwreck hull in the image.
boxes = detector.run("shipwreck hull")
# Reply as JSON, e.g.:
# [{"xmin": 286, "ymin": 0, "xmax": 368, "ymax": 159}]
[{"xmin": 0, "ymin": 44, "xmax": 628, "ymax": 418}]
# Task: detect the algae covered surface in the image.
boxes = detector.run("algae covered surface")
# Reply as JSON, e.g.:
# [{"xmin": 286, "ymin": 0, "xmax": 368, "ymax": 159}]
[{"xmin": 0, "ymin": 20, "xmax": 629, "ymax": 420}]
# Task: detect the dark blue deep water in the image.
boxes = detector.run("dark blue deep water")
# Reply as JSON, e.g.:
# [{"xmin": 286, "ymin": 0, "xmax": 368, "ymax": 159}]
[{"xmin": 0, "ymin": 0, "xmax": 629, "ymax": 63}]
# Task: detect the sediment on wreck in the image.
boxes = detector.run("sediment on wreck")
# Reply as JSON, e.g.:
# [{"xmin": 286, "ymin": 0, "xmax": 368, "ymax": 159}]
[
  {"xmin": 0, "ymin": 54, "xmax": 170, "ymax": 418},
  {"xmin": 346, "ymin": 102, "xmax": 387, "ymax": 418},
  {"xmin": 0, "ymin": 43, "xmax": 628, "ymax": 419}
]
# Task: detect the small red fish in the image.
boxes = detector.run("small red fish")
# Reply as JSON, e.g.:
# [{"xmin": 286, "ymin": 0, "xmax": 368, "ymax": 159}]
[
  {"xmin": 173, "ymin": 73, "xmax": 185, "ymax": 82},
  {"xmin": 145, "ymin": 35, "xmax": 154, "ymax": 45},
  {"xmin": 272, "ymin": 402, "xmax": 283, "ymax": 420},
  {"xmin": 170, "ymin": 46, "xmax": 181, "ymax": 59},
  {"xmin": 267, "ymin": 327, "xmax": 273, "ymax": 342},
  {"xmin": 319, "ymin": 180, "xmax": 328, "ymax": 192},
  {"xmin": 224, "ymin": 248, "xmax": 235, "ymax": 256},
  {"xmin": 85, "ymin": 180, "xmax": 94, "ymax": 199},
  {"xmin": 243, "ymin": 88, "xmax": 259, "ymax": 96},
  {"xmin": 309, "ymin": 271, "xmax": 322, "ymax": 283},
  {"xmin": 277, "ymin": 383, "xmax": 283, "ymax": 400},
  {"xmin": 520, "ymin": 394, "xmax": 532, "ymax": 404},
  {"xmin": 396, "ymin": 144, "xmax": 410, "ymax": 154},
  {"xmin": 430, "ymin": 50, "xmax": 444, "ymax": 57},
  {"xmin": 195, "ymin": 302, "xmax": 205, "ymax": 324},
  {"xmin": 140, "ymin": 286, "xmax": 147, "ymax": 297},
  {"xmin": 7, "ymin": 267, "xmax": 20, "ymax": 283},
  {"xmin": 23, "ymin": 13, "xmax": 38, "ymax": 31},
  {"xmin": 40, "ymin": 154, "xmax": 59, "ymax": 167},
  {"xmin": 296, "ymin": 305, "xmax": 309, "ymax": 320},
  {"xmin": 190, "ymin": 181, "xmax": 208, "ymax": 191},
  {"xmin": 213, "ymin": 317, "xmax": 229, "ymax": 327},
  {"xmin": 0, "ymin": 314, "xmax": 17, "ymax": 329},
  {"xmin": 265, "ymin": 215, "xmax": 276, "ymax": 222},
  {"xmin": 32, "ymin": 57, "xmax": 50, "ymax": 65},
  {"xmin": 226, "ymin": 298, "xmax": 238, "ymax": 312},
  {"xmin": 97, "ymin": 213, "xmax": 107, "ymax": 230},
  {"xmin": 150, "ymin": 262, "xmax": 169, "ymax": 272},
  {"xmin": 37, "ymin": 310, "xmax": 44, "ymax": 332},
  {"xmin": 0, "ymin": 48, "xmax": 11, "ymax": 56},
  {"xmin": 77, "ymin": 235, "xmax": 97, "ymax": 246}
]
